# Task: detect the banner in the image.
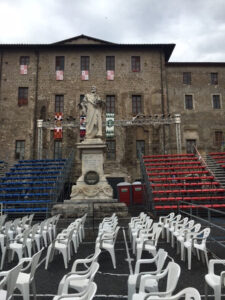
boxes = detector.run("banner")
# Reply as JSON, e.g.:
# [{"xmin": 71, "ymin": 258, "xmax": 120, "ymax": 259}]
[
  {"xmin": 80, "ymin": 116, "xmax": 86, "ymax": 138},
  {"xmin": 54, "ymin": 112, "xmax": 63, "ymax": 139},
  {"xmin": 81, "ymin": 70, "xmax": 89, "ymax": 80},
  {"xmin": 107, "ymin": 70, "xmax": 114, "ymax": 80},
  {"xmin": 20, "ymin": 65, "xmax": 28, "ymax": 75},
  {"xmin": 106, "ymin": 113, "xmax": 114, "ymax": 137},
  {"xmin": 56, "ymin": 70, "xmax": 64, "ymax": 80}
]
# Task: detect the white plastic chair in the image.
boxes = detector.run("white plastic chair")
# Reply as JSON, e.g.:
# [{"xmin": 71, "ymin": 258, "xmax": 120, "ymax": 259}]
[
  {"xmin": 170, "ymin": 217, "xmax": 189, "ymax": 248},
  {"xmin": 128, "ymin": 248, "xmax": 168, "ymax": 300},
  {"xmin": 8, "ymin": 228, "xmax": 30, "ymax": 263},
  {"xmin": 131, "ymin": 217, "xmax": 153, "ymax": 254},
  {"xmin": 45, "ymin": 227, "xmax": 75, "ymax": 269},
  {"xmin": 58, "ymin": 262, "xmax": 99, "ymax": 295},
  {"xmin": 15, "ymin": 248, "xmax": 43, "ymax": 300},
  {"xmin": 129, "ymin": 213, "xmax": 147, "ymax": 241},
  {"xmin": 178, "ymin": 223, "xmax": 201, "ymax": 261},
  {"xmin": 136, "ymin": 223, "xmax": 162, "ymax": 260},
  {"xmin": 158, "ymin": 212, "xmax": 175, "ymax": 239},
  {"xmin": 132, "ymin": 261, "xmax": 181, "ymax": 300},
  {"xmin": 205, "ymin": 259, "xmax": 225, "ymax": 300},
  {"xmin": 165, "ymin": 214, "xmax": 182, "ymax": 243},
  {"xmin": 183, "ymin": 227, "xmax": 210, "ymax": 270},
  {"xmin": 57, "ymin": 248, "xmax": 101, "ymax": 294},
  {"xmin": 97, "ymin": 226, "xmax": 120, "ymax": 269},
  {"xmin": 53, "ymin": 282, "xmax": 97, "ymax": 300},
  {"xmin": 143, "ymin": 287, "xmax": 201, "ymax": 300},
  {"xmin": 0, "ymin": 262, "xmax": 23, "ymax": 300}
]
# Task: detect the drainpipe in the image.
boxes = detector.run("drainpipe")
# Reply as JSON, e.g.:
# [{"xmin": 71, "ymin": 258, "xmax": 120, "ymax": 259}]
[
  {"xmin": 160, "ymin": 50, "xmax": 166, "ymax": 153},
  {"xmin": 33, "ymin": 49, "xmax": 39, "ymax": 159}
]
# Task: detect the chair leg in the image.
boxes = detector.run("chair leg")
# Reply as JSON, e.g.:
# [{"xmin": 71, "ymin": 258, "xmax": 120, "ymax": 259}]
[
  {"xmin": 187, "ymin": 247, "xmax": 192, "ymax": 270},
  {"xmin": 18, "ymin": 282, "xmax": 29, "ymax": 300},
  {"xmin": 107, "ymin": 248, "xmax": 116, "ymax": 269},
  {"xmin": 61, "ymin": 249, "xmax": 68, "ymax": 269},
  {"xmin": 136, "ymin": 246, "xmax": 142, "ymax": 261},
  {"xmin": 31, "ymin": 280, "xmax": 37, "ymax": 300},
  {"xmin": 45, "ymin": 244, "xmax": 53, "ymax": 269},
  {"xmin": 205, "ymin": 282, "xmax": 208, "ymax": 300}
]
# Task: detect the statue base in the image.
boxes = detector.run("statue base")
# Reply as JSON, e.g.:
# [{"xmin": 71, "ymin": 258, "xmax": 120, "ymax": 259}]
[{"xmin": 69, "ymin": 138, "xmax": 113, "ymax": 202}]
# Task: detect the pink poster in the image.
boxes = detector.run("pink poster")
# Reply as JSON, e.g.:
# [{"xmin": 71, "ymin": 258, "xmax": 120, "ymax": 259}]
[
  {"xmin": 56, "ymin": 70, "xmax": 64, "ymax": 80},
  {"xmin": 20, "ymin": 65, "xmax": 28, "ymax": 75},
  {"xmin": 107, "ymin": 70, "xmax": 114, "ymax": 80},
  {"xmin": 81, "ymin": 70, "xmax": 89, "ymax": 80}
]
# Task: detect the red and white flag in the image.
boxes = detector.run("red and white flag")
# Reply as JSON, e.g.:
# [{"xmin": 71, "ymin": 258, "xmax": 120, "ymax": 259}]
[
  {"xmin": 20, "ymin": 65, "xmax": 28, "ymax": 75},
  {"xmin": 56, "ymin": 70, "xmax": 64, "ymax": 80},
  {"xmin": 81, "ymin": 70, "xmax": 89, "ymax": 80},
  {"xmin": 54, "ymin": 113, "xmax": 63, "ymax": 139},
  {"xmin": 107, "ymin": 70, "xmax": 114, "ymax": 80}
]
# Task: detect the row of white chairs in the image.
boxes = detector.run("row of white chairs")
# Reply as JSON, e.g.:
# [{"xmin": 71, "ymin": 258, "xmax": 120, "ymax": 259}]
[
  {"xmin": 159, "ymin": 212, "xmax": 211, "ymax": 270},
  {"xmin": 128, "ymin": 213, "xmax": 202, "ymax": 300},
  {"xmin": 95, "ymin": 213, "xmax": 120, "ymax": 269},
  {"xmin": 45, "ymin": 213, "xmax": 87, "ymax": 269}
]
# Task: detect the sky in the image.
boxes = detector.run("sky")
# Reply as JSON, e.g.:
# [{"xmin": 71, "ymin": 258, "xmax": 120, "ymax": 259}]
[{"xmin": 0, "ymin": 0, "xmax": 225, "ymax": 62}]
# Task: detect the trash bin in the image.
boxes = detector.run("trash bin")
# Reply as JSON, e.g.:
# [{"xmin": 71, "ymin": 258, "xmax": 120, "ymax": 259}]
[
  {"xmin": 117, "ymin": 182, "xmax": 131, "ymax": 206},
  {"xmin": 132, "ymin": 181, "xmax": 143, "ymax": 204}
]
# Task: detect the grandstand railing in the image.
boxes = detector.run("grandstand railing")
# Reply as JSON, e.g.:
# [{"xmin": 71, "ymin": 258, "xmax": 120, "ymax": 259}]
[
  {"xmin": 177, "ymin": 200, "xmax": 225, "ymax": 256},
  {"xmin": 138, "ymin": 149, "xmax": 155, "ymax": 215}
]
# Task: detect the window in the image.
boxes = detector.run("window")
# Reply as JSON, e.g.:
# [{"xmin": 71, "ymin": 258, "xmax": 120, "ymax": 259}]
[
  {"xmin": 18, "ymin": 87, "xmax": 28, "ymax": 106},
  {"xmin": 106, "ymin": 56, "xmax": 115, "ymax": 70},
  {"xmin": 20, "ymin": 56, "xmax": 29, "ymax": 65},
  {"xmin": 54, "ymin": 140, "xmax": 62, "ymax": 159},
  {"xmin": 136, "ymin": 140, "xmax": 145, "ymax": 158},
  {"xmin": 183, "ymin": 72, "xmax": 191, "ymax": 85},
  {"xmin": 185, "ymin": 95, "xmax": 193, "ymax": 110},
  {"xmin": 213, "ymin": 95, "xmax": 221, "ymax": 109},
  {"xmin": 132, "ymin": 95, "xmax": 142, "ymax": 115},
  {"xmin": 15, "ymin": 140, "xmax": 25, "ymax": 160},
  {"xmin": 81, "ymin": 56, "xmax": 89, "ymax": 71},
  {"xmin": 106, "ymin": 95, "xmax": 115, "ymax": 113},
  {"xmin": 214, "ymin": 131, "xmax": 223, "ymax": 147},
  {"xmin": 55, "ymin": 56, "xmax": 64, "ymax": 71},
  {"xmin": 131, "ymin": 56, "xmax": 140, "ymax": 72},
  {"xmin": 106, "ymin": 140, "xmax": 116, "ymax": 160},
  {"xmin": 55, "ymin": 95, "xmax": 64, "ymax": 113},
  {"xmin": 186, "ymin": 139, "xmax": 196, "ymax": 154},
  {"xmin": 211, "ymin": 72, "xmax": 218, "ymax": 85}
]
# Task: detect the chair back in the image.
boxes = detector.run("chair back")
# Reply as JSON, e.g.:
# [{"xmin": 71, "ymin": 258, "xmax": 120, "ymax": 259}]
[
  {"xmin": 30, "ymin": 248, "xmax": 43, "ymax": 282},
  {"xmin": 22, "ymin": 228, "xmax": 31, "ymax": 247},
  {"xmin": 199, "ymin": 227, "xmax": 210, "ymax": 246},
  {"xmin": 6, "ymin": 262, "xmax": 23, "ymax": 299},
  {"xmin": 155, "ymin": 248, "xmax": 168, "ymax": 273},
  {"xmin": 145, "ymin": 287, "xmax": 201, "ymax": 300},
  {"xmin": 89, "ymin": 262, "xmax": 100, "ymax": 282},
  {"xmin": 0, "ymin": 214, "xmax": 7, "ymax": 228},
  {"xmin": 152, "ymin": 223, "xmax": 162, "ymax": 246},
  {"xmin": 166, "ymin": 262, "xmax": 181, "ymax": 296},
  {"xmin": 113, "ymin": 226, "xmax": 120, "ymax": 245}
]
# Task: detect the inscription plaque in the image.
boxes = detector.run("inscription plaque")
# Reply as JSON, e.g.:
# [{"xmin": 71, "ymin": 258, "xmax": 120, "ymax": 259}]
[{"xmin": 84, "ymin": 171, "xmax": 100, "ymax": 185}]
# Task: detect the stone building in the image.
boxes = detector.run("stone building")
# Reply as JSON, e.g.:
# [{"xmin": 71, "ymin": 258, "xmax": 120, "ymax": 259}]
[{"xmin": 0, "ymin": 34, "xmax": 225, "ymax": 185}]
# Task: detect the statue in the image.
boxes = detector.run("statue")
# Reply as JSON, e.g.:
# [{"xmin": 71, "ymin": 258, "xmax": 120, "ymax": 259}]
[{"xmin": 79, "ymin": 86, "xmax": 105, "ymax": 139}]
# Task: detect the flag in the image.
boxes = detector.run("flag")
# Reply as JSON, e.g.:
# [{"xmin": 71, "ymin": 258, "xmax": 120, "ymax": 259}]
[
  {"xmin": 80, "ymin": 116, "xmax": 86, "ymax": 137},
  {"xmin": 81, "ymin": 70, "xmax": 89, "ymax": 80},
  {"xmin": 54, "ymin": 113, "xmax": 63, "ymax": 139},
  {"xmin": 107, "ymin": 70, "xmax": 114, "ymax": 80},
  {"xmin": 20, "ymin": 65, "xmax": 28, "ymax": 75},
  {"xmin": 56, "ymin": 70, "xmax": 64, "ymax": 80},
  {"xmin": 106, "ymin": 113, "xmax": 114, "ymax": 137}
]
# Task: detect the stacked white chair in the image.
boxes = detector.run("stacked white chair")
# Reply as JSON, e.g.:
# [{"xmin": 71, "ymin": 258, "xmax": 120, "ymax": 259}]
[
  {"xmin": 131, "ymin": 217, "xmax": 153, "ymax": 254},
  {"xmin": 53, "ymin": 282, "xmax": 97, "ymax": 300},
  {"xmin": 96, "ymin": 213, "xmax": 120, "ymax": 269}
]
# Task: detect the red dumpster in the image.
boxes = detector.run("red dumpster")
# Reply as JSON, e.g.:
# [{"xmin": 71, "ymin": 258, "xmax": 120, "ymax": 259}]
[{"xmin": 117, "ymin": 182, "xmax": 131, "ymax": 206}]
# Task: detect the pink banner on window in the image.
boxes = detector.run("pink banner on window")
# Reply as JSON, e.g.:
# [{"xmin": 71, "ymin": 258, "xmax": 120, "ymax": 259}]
[
  {"xmin": 56, "ymin": 70, "xmax": 64, "ymax": 80},
  {"xmin": 81, "ymin": 70, "xmax": 89, "ymax": 80},
  {"xmin": 20, "ymin": 65, "xmax": 28, "ymax": 75},
  {"xmin": 107, "ymin": 70, "xmax": 114, "ymax": 80}
]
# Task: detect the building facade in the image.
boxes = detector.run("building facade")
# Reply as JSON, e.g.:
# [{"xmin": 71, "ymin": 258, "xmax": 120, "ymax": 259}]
[{"xmin": 0, "ymin": 35, "xmax": 224, "ymax": 183}]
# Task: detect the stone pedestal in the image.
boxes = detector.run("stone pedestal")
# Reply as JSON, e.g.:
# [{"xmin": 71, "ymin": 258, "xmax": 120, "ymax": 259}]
[{"xmin": 68, "ymin": 138, "xmax": 113, "ymax": 202}]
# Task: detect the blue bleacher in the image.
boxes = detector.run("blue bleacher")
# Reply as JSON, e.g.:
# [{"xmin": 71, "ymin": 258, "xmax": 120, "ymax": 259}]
[{"xmin": 0, "ymin": 158, "xmax": 69, "ymax": 215}]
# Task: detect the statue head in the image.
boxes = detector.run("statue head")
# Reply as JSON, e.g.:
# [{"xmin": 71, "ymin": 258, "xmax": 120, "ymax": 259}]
[{"xmin": 91, "ymin": 86, "xmax": 96, "ymax": 93}]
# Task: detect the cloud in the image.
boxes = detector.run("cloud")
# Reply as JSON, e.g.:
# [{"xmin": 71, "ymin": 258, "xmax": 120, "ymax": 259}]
[{"xmin": 0, "ymin": 0, "xmax": 225, "ymax": 61}]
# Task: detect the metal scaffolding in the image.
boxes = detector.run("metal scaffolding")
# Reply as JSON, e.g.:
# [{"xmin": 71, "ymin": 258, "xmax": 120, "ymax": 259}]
[{"xmin": 37, "ymin": 113, "xmax": 182, "ymax": 159}]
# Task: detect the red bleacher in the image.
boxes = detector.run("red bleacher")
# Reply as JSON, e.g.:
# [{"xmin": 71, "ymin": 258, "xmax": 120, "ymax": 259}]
[{"xmin": 144, "ymin": 153, "xmax": 225, "ymax": 212}]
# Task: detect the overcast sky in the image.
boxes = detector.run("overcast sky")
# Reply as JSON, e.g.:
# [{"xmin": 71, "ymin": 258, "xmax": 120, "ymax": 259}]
[{"xmin": 0, "ymin": 0, "xmax": 225, "ymax": 62}]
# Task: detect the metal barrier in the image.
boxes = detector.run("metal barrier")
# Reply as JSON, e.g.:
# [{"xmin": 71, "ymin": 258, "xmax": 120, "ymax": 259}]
[{"xmin": 178, "ymin": 199, "xmax": 225, "ymax": 257}]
